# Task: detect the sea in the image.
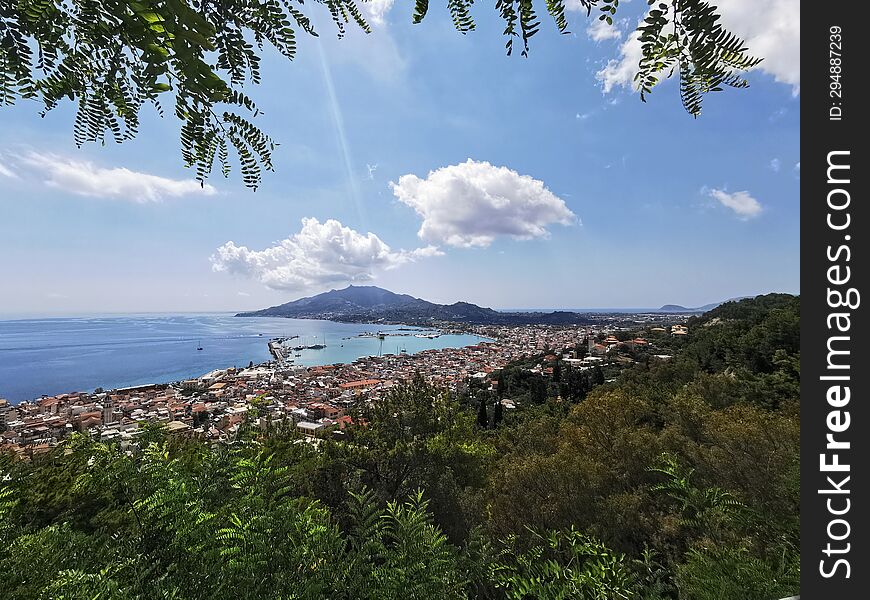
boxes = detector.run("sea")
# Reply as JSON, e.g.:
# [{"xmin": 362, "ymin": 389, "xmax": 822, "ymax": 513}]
[{"xmin": 0, "ymin": 314, "xmax": 487, "ymax": 404}]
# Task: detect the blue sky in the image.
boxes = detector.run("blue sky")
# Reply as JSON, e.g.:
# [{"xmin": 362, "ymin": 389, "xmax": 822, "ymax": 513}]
[{"xmin": 0, "ymin": 1, "xmax": 800, "ymax": 315}]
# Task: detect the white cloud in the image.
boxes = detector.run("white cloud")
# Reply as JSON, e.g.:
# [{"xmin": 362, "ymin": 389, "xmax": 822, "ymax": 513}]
[
  {"xmin": 596, "ymin": 0, "xmax": 799, "ymax": 95},
  {"xmin": 708, "ymin": 188, "xmax": 763, "ymax": 219},
  {"xmin": 596, "ymin": 27, "xmax": 644, "ymax": 93},
  {"xmin": 587, "ymin": 18, "xmax": 622, "ymax": 42},
  {"xmin": 717, "ymin": 0, "xmax": 799, "ymax": 92},
  {"xmin": 390, "ymin": 159, "xmax": 576, "ymax": 248},
  {"xmin": 363, "ymin": 0, "xmax": 394, "ymax": 25},
  {"xmin": 20, "ymin": 152, "xmax": 215, "ymax": 202},
  {"xmin": 769, "ymin": 158, "xmax": 781, "ymax": 172},
  {"xmin": 211, "ymin": 217, "xmax": 441, "ymax": 291},
  {"xmin": 0, "ymin": 159, "xmax": 17, "ymax": 179}
]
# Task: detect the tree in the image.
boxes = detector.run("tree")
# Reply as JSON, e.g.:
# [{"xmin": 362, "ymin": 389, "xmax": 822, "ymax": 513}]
[
  {"xmin": 477, "ymin": 398, "xmax": 489, "ymax": 429},
  {"xmin": 592, "ymin": 365, "xmax": 605, "ymax": 386},
  {"xmin": 491, "ymin": 528, "xmax": 637, "ymax": 600},
  {"xmin": 529, "ymin": 376, "xmax": 548, "ymax": 404},
  {"xmin": 493, "ymin": 399, "xmax": 504, "ymax": 426},
  {"xmin": 0, "ymin": 438, "xmax": 469, "ymax": 600},
  {"xmin": 343, "ymin": 375, "xmax": 494, "ymax": 540},
  {"xmin": 1, "ymin": 1, "xmax": 761, "ymax": 189},
  {"xmin": 561, "ymin": 366, "xmax": 585, "ymax": 402}
]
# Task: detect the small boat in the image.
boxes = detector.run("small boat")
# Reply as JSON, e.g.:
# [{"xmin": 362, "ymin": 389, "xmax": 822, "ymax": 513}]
[{"xmin": 197, "ymin": 341, "xmax": 203, "ymax": 351}]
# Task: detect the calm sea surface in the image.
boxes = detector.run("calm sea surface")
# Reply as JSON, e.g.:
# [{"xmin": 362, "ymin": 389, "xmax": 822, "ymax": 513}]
[{"xmin": 0, "ymin": 314, "xmax": 485, "ymax": 403}]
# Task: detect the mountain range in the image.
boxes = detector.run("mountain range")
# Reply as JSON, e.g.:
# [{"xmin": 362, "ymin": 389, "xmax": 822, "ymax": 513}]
[
  {"xmin": 235, "ymin": 286, "xmax": 596, "ymax": 325},
  {"xmin": 236, "ymin": 286, "xmax": 741, "ymax": 325}
]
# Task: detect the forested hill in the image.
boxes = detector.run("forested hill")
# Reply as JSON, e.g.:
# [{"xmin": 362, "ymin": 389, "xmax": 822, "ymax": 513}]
[
  {"xmin": 679, "ymin": 293, "xmax": 801, "ymax": 406},
  {"xmin": 0, "ymin": 294, "xmax": 800, "ymax": 599}
]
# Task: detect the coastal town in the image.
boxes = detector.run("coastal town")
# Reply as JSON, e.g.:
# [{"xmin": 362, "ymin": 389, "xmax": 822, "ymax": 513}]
[{"xmin": 0, "ymin": 320, "xmax": 690, "ymax": 456}]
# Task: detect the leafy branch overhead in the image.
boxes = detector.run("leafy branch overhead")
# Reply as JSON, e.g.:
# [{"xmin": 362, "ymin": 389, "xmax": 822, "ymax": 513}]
[{"xmin": 0, "ymin": 0, "xmax": 761, "ymax": 189}]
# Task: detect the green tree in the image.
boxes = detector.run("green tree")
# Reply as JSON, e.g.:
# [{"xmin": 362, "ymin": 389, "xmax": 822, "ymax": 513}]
[
  {"xmin": 343, "ymin": 375, "xmax": 494, "ymax": 540},
  {"xmin": 493, "ymin": 398, "xmax": 504, "ymax": 426},
  {"xmin": 0, "ymin": 435, "xmax": 469, "ymax": 600},
  {"xmin": 1, "ymin": 0, "xmax": 761, "ymax": 189},
  {"xmin": 529, "ymin": 376, "xmax": 548, "ymax": 404},
  {"xmin": 592, "ymin": 365, "xmax": 605, "ymax": 386},
  {"xmin": 491, "ymin": 528, "xmax": 637, "ymax": 600},
  {"xmin": 477, "ymin": 397, "xmax": 489, "ymax": 429}
]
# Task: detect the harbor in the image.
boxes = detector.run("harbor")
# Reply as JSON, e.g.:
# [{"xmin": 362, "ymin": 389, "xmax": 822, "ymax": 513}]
[
  {"xmin": 0, "ymin": 315, "xmax": 486, "ymax": 403},
  {"xmin": 267, "ymin": 335, "xmax": 328, "ymax": 362}
]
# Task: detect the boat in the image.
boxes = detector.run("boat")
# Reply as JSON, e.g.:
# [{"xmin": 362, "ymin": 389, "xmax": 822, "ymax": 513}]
[{"xmin": 197, "ymin": 341, "xmax": 203, "ymax": 351}]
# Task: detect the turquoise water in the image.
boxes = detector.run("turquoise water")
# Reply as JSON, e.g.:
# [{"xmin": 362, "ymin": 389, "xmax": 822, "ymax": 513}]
[{"xmin": 0, "ymin": 315, "xmax": 485, "ymax": 403}]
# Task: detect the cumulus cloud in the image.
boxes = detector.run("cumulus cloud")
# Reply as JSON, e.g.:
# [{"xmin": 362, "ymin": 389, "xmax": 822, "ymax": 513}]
[
  {"xmin": 717, "ymin": 0, "xmax": 799, "ymax": 92},
  {"xmin": 769, "ymin": 158, "xmax": 781, "ymax": 172},
  {"xmin": 708, "ymin": 188, "xmax": 763, "ymax": 219},
  {"xmin": 586, "ymin": 18, "xmax": 622, "ymax": 42},
  {"xmin": 597, "ymin": 27, "xmax": 644, "ymax": 93},
  {"xmin": 363, "ymin": 0, "xmax": 394, "ymax": 25},
  {"xmin": 390, "ymin": 159, "xmax": 576, "ymax": 248},
  {"xmin": 596, "ymin": 0, "xmax": 799, "ymax": 94},
  {"xmin": 211, "ymin": 217, "xmax": 441, "ymax": 291},
  {"xmin": 20, "ymin": 152, "xmax": 215, "ymax": 202}
]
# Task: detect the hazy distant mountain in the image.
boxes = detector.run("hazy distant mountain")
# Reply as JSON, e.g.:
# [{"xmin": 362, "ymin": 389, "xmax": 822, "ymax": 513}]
[
  {"xmin": 657, "ymin": 297, "xmax": 750, "ymax": 313},
  {"xmin": 658, "ymin": 304, "xmax": 693, "ymax": 313},
  {"xmin": 236, "ymin": 285, "xmax": 594, "ymax": 325}
]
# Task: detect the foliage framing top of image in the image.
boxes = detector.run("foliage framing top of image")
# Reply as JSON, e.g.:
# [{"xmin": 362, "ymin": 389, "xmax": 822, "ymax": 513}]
[{"xmin": 0, "ymin": 0, "xmax": 761, "ymax": 189}]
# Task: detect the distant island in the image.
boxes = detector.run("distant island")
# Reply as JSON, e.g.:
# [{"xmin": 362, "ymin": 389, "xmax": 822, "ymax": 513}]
[{"xmin": 236, "ymin": 285, "xmax": 726, "ymax": 325}]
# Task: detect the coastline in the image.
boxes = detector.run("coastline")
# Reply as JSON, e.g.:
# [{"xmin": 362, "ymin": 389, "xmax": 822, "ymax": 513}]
[{"xmin": 0, "ymin": 315, "xmax": 491, "ymax": 405}]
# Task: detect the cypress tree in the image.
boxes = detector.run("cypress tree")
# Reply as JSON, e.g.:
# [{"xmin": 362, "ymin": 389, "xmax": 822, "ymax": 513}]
[
  {"xmin": 593, "ymin": 366, "xmax": 605, "ymax": 386},
  {"xmin": 477, "ymin": 398, "xmax": 489, "ymax": 429},
  {"xmin": 493, "ymin": 399, "xmax": 503, "ymax": 426}
]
